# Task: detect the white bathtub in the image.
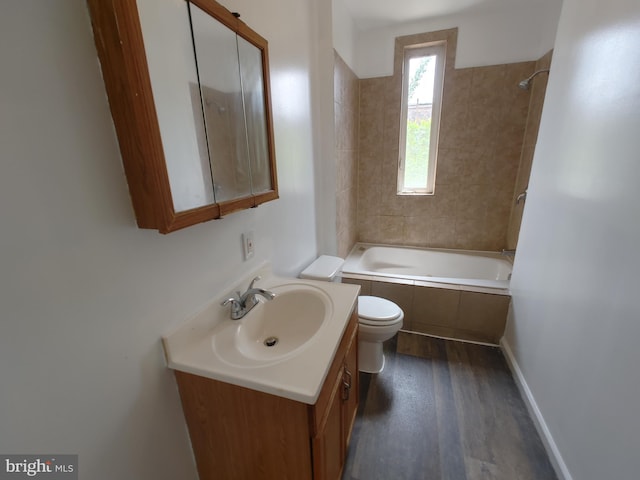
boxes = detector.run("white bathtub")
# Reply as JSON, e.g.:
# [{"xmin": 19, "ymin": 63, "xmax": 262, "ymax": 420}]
[{"xmin": 342, "ymin": 243, "xmax": 512, "ymax": 290}]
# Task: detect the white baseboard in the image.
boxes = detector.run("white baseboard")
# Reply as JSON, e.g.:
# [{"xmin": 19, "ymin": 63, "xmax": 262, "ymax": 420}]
[{"xmin": 500, "ymin": 338, "xmax": 573, "ymax": 480}]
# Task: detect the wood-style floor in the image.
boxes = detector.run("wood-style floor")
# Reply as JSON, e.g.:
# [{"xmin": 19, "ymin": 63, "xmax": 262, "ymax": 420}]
[{"xmin": 342, "ymin": 332, "xmax": 557, "ymax": 480}]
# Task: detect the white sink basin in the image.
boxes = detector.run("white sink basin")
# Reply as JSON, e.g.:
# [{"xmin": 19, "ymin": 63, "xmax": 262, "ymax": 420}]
[
  {"xmin": 162, "ymin": 266, "xmax": 360, "ymax": 404},
  {"xmin": 211, "ymin": 283, "xmax": 333, "ymax": 367}
]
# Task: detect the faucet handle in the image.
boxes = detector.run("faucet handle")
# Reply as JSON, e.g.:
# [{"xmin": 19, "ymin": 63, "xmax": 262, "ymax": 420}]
[
  {"xmin": 248, "ymin": 276, "xmax": 261, "ymax": 289},
  {"xmin": 221, "ymin": 297, "xmax": 240, "ymax": 309},
  {"xmin": 221, "ymin": 297, "xmax": 244, "ymax": 320}
]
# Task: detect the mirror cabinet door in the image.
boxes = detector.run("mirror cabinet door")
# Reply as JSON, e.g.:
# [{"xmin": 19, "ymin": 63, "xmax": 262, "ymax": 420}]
[
  {"xmin": 188, "ymin": 0, "xmax": 278, "ymax": 212},
  {"xmin": 188, "ymin": 2, "xmax": 253, "ymax": 204},
  {"xmin": 87, "ymin": 0, "xmax": 278, "ymax": 233},
  {"xmin": 137, "ymin": 0, "xmax": 217, "ymax": 214},
  {"xmin": 237, "ymin": 36, "xmax": 273, "ymax": 195}
]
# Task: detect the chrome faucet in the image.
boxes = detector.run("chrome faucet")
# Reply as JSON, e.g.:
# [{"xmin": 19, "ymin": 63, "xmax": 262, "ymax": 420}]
[{"xmin": 221, "ymin": 276, "xmax": 276, "ymax": 320}]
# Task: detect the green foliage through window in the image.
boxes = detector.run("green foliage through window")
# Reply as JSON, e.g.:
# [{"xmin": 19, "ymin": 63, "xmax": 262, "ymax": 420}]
[
  {"xmin": 399, "ymin": 43, "xmax": 444, "ymax": 194},
  {"xmin": 404, "ymin": 118, "xmax": 431, "ymax": 189}
]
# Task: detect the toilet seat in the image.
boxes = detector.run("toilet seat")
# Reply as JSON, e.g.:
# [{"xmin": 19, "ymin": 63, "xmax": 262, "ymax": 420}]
[{"xmin": 358, "ymin": 296, "xmax": 403, "ymax": 327}]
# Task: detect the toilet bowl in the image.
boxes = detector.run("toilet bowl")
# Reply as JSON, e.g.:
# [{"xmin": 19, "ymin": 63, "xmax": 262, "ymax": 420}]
[
  {"xmin": 300, "ymin": 255, "xmax": 404, "ymax": 374},
  {"xmin": 357, "ymin": 295, "xmax": 404, "ymax": 373}
]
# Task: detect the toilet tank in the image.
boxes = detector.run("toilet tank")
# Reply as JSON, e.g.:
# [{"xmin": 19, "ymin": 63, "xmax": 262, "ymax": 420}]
[{"xmin": 300, "ymin": 255, "xmax": 345, "ymax": 282}]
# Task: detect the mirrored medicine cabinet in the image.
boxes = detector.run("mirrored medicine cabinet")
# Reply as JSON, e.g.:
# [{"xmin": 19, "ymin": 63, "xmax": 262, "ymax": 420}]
[{"xmin": 87, "ymin": 0, "xmax": 278, "ymax": 233}]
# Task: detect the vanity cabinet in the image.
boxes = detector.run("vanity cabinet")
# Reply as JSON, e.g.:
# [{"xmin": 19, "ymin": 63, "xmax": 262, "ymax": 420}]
[
  {"xmin": 174, "ymin": 310, "xmax": 358, "ymax": 480},
  {"xmin": 87, "ymin": 0, "xmax": 278, "ymax": 233},
  {"xmin": 310, "ymin": 309, "xmax": 358, "ymax": 480}
]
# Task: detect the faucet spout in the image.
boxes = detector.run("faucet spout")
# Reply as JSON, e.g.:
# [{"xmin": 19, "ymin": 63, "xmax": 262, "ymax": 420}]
[{"xmin": 239, "ymin": 287, "xmax": 276, "ymax": 305}]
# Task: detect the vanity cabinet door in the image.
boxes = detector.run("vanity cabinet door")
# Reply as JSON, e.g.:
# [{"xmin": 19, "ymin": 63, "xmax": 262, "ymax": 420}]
[
  {"xmin": 342, "ymin": 326, "xmax": 358, "ymax": 447},
  {"xmin": 174, "ymin": 371, "xmax": 313, "ymax": 480},
  {"xmin": 312, "ymin": 369, "xmax": 345, "ymax": 480},
  {"xmin": 311, "ymin": 310, "xmax": 359, "ymax": 480}
]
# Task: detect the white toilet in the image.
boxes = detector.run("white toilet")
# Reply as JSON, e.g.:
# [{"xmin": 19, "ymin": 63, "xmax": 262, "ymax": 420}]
[{"xmin": 300, "ymin": 255, "xmax": 404, "ymax": 374}]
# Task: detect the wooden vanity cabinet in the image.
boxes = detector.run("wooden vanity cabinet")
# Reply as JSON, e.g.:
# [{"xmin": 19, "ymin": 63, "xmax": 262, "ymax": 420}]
[
  {"xmin": 310, "ymin": 310, "xmax": 359, "ymax": 480},
  {"xmin": 174, "ymin": 310, "xmax": 359, "ymax": 480}
]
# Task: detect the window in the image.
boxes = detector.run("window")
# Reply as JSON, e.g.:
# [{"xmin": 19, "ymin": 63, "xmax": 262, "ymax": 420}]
[{"xmin": 398, "ymin": 42, "xmax": 446, "ymax": 195}]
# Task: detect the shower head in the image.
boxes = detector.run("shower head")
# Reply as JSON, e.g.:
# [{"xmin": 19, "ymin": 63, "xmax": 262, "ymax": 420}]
[
  {"xmin": 518, "ymin": 79, "xmax": 531, "ymax": 90},
  {"xmin": 518, "ymin": 69, "xmax": 550, "ymax": 90}
]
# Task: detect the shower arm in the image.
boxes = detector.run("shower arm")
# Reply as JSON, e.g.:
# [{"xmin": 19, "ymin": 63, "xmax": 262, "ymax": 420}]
[{"xmin": 518, "ymin": 69, "xmax": 550, "ymax": 90}]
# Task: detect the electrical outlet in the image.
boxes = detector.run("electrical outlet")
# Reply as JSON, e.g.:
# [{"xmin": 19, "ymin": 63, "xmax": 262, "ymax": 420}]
[{"xmin": 242, "ymin": 232, "xmax": 255, "ymax": 260}]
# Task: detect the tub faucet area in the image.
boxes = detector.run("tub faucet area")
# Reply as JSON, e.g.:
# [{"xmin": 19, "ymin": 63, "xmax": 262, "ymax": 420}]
[
  {"xmin": 501, "ymin": 249, "xmax": 516, "ymax": 257},
  {"xmin": 222, "ymin": 276, "xmax": 276, "ymax": 320}
]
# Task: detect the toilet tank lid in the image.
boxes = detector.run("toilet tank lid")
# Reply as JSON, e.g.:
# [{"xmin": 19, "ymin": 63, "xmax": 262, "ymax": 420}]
[{"xmin": 300, "ymin": 255, "xmax": 345, "ymax": 281}]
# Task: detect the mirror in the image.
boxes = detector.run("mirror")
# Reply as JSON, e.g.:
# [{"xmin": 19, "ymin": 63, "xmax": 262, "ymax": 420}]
[
  {"xmin": 189, "ymin": 2, "xmax": 254, "ymax": 204},
  {"xmin": 237, "ymin": 35, "xmax": 273, "ymax": 195},
  {"xmin": 86, "ymin": 0, "xmax": 278, "ymax": 233}
]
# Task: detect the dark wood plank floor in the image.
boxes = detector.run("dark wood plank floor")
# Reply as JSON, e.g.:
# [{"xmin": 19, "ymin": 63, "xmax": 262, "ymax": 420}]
[{"xmin": 342, "ymin": 332, "xmax": 557, "ymax": 480}]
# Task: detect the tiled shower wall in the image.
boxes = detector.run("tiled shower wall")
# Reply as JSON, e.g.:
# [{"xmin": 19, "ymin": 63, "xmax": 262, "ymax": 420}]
[
  {"xmin": 334, "ymin": 52, "xmax": 360, "ymax": 258},
  {"xmin": 506, "ymin": 50, "xmax": 553, "ymax": 249},
  {"xmin": 357, "ymin": 28, "xmax": 537, "ymax": 251}
]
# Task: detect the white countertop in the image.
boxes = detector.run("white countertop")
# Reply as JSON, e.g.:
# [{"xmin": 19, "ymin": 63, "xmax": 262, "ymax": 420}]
[{"xmin": 162, "ymin": 265, "xmax": 360, "ymax": 405}]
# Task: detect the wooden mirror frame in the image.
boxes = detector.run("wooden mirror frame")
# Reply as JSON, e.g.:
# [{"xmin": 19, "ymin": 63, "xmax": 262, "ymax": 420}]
[{"xmin": 87, "ymin": 0, "xmax": 278, "ymax": 233}]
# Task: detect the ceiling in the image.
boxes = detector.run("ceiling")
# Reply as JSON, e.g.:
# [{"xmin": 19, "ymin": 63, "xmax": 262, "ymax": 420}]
[{"xmin": 342, "ymin": 0, "xmax": 550, "ymax": 30}]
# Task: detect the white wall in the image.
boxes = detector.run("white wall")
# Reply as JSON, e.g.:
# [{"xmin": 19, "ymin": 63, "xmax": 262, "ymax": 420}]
[
  {"xmin": 332, "ymin": 0, "xmax": 358, "ymax": 69},
  {"xmin": 309, "ymin": 0, "xmax": 339, "ymax": 256},
  {"xmin": 354, "ymin": 0, "xmax": 562, "ymax": 78},
  {"xmin": 0, "ymin": 0, "xmax": 328, "ymax": 478},
  {"xmin": 503, "ymin": 0, "xmax": 640, "ymax": 479}
]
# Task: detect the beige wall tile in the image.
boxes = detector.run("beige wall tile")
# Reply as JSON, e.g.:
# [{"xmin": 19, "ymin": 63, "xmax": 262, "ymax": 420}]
[
  {"xmin": 467, "ymin": 109, "xmax": 502, "ymax": 147},
  {"xmin": 379, "ymin": 215, "xmax": 406, "ymax": 244},
  {"xmin": 336, "ymin": 188, "xmax": 355, "ymax": 236},
  {"xmin": 357, "ymin": 180, "xmax": 380, "ymax": 217},
  {"xmin": 434, "ymin": 148, "xmax": 465, "ymax": 186},
  {"xmin": 360, "ymin": 116, "xmax": 384, "ymax": 155},
  {"xmin": 336, "ymin": 229, "xmax": 350, "ymax": 259},
  {"xmin": 455, "ymin": 184, "xmax": 488, "ymax": 220},
  {"xmin": 428, "ymin": 184, "xmax": 459, "ymax": 215},
  {"xmin": 403, "ymin": 216, "xmax": 430, "ymax": 245},
  {"xmin": 469, "ymin": 65, "xmax": 507, "ymax": 104},
  {"xmin": 425, "ymin": 216, "xmax": 457, "ymax": 247},
  {"xmin": 358, "ymin": 152, "xmax": 382, "ymax": 188},
  {"xmin": 456, "ymin": 291, "xmax": 510, "ymax": 342},
  {"xmin": 379, "ymin": 185, "xmax": 405, "ymax": 216},
  {"xmin": 402, "ymin": 194, "xmax": 432, "ymax": 218},
  {"xmin": 341, "ymin": 277, "xmax": 371, "ymax": 296},
  {"xmin": 357, "ymin": 214, "xmax": 379, "ymax": 243},
  {"xmin": 334, "ymin": 51, "xmax": 359, "ymax": 258},
  {"xmin": 334, "ymin": 102, "xmax": 349, "ymax": 150},
  {"xmin": 354, "ymin": 31, "xmax": 549, "ymax": 252},
  {"xmin": 412, "ymin": 285, "xmax": 461, "ymax": 328},
  {"xmin": 335, "ymin": 149, "xmax": 349, "ymax": 193}
]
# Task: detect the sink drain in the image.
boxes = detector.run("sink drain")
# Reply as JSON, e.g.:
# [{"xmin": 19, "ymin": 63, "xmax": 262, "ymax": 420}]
[{"xmin": 263, "ymin": 336, "xmax": 279, "ymax": 347}]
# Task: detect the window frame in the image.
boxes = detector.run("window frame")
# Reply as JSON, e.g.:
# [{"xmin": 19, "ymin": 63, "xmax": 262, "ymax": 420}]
[{"xmin": 397, "ymin": 41, "xmax": 446, "ymax": 195}]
